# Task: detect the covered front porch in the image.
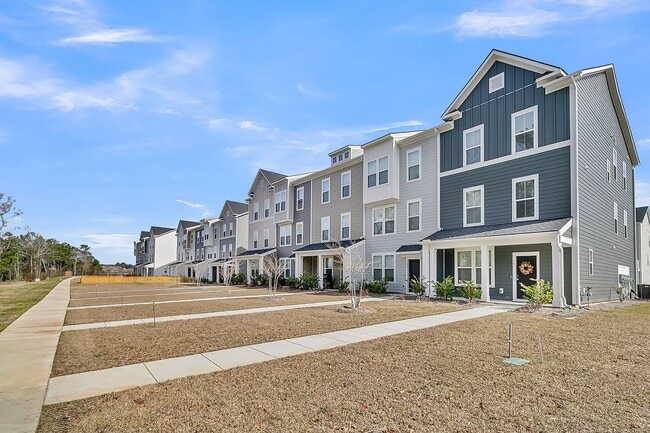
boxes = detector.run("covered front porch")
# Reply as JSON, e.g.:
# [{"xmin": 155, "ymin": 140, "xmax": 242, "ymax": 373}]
[
  {"xmin": 236, "ymin": 248, "xmax": 275, "ymax": 284},
  {"xmin": 422, "ymin": 218, "xmax": 573, "ymax": 307},
  {"xmin": 294, "ymin": 239, "xmax": 365, "ymax": 290}
]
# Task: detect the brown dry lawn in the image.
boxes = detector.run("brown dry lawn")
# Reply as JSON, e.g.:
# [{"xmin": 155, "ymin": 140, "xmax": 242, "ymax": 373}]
[
  {"xmin": 40, "ymin": 302, "xmax": 650, "ymax": 433},
  {"xmin": 64, "ymin": 293, "xmax": 338, "ymax": 324},
  {"xmin": 53, "ymin": 301, "xmax": 462, "ymax": 376}
]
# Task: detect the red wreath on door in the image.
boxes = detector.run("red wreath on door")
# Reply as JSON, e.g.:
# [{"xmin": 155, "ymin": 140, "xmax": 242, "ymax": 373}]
[{"xmin": 518, "ymin": 261, "xmax": 534, "ymax": 276}]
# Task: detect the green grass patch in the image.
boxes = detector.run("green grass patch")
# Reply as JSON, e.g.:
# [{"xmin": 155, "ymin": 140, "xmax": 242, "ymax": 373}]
[{"xmin": 0, "ymin": 277, "xmax": 65, "ymax": 331}]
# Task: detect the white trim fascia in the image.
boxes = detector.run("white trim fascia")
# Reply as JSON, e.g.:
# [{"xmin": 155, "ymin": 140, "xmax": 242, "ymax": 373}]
[
  {"xmin": 397, "ymin": 122, "xmax": 452, "ymax": 147},
  {"xmin": 463, "ymin": 124, "xmax": 484, "ymax": 167},
  {"xmin": 569, "ymin": 77, "xmax": 580, "ymax": 306},
  {"xmin": 440, "ymin": 139, "xmax": 571, "ymax": 178},
  {"xmin": 560, "ymin": 236, "xmax": 573, "ymax": 246},
  {"xmin": 511, "ymin": 174, "xmax": 540, "ymax": 222},
  {"xmin": 422, "ymin": 231, "xmax": 557, "ymax": 250},
  {"xmin": 298, "ymin": 155, "xmax": 363, "ymax": 183},
  {"xmin": 559, "ymin": 218, "xmax": 573, "ymax": 237},
  {"xmin": 511, "ymin": 105, "xmax": 539, "ymax": 155},
  {"xmin": 436, "ymin": 133, "xmax": 441, "ymax": 231},
  {"xmin": 463, "ymin": 185, "xmax": 484, "ymax": 228}
]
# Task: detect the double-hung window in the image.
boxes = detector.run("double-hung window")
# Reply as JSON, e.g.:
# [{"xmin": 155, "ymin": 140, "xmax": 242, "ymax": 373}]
[
  {"xmin": 612, "ymin": 149, "xmax": 618, "ymax": 180},
  {"xmin": 296, "ymin": 187, "xmax": 304, "ymax": 210},
  {"xmin": 407, "ymin": 148, "xmax": 420, "ymax": 181},
  {"xmin": 321, "ymin": 216, "xmax": 330, "ymax": 241},
  {"xmin": 263, "ymin": 229, "xmax": 269, "ymax": 248},
  {"xmin": 372, "ymin": 205, "xmax": 395, "ymax": 235},
  {"xmin": 407, "ymin": 199, "xmax": 420, "ymax": 232},
  {"xmin": 222, "ymin": 244, "xmax": 226, "ymax": 259},
  {"xmin": 623, "ymin": 162, "xmax": 627, "ymax": 190},
  {"xmin": 295, "ymin": 222, "xmax": 303, "ymax": 245},
  {"xmin": 372, "ymin": 254, "xmax": 394, "ymax": 282},
  {"xmin": 274, "ymin": 190, "xmax": 286, "ymax": 213},
  {"xmin": 367, "ymin": 156, "xmax": 389, "ymax": 187},
  {"xmin": 279, "ymin": 225, "xmax": 291, "ymax": 246},
  {"xmin": 512, "ymin": 107, "xmax": 537, "ymax": 153},
  {"xmin": 228, "ymin": 244, "xmax": 232, "ymax": 258},
  {"xmin": 229, "ymin": 222, "xmax": 233, "ymax": 236},
  {"xmin": 253, "ymin": 231, "xmax": 258, "ymax": 249},
  {"xmin": 456, "ymin": 249, "xmax": 493, "ymax": 285},
  {"xmin": 341, "ymin": 171, "xmax": 351, "ymax": 199},
  {"xmin": 341, "ymin": 212, "xmax": 351, "ymax": 240},
  {"xmin": 463, "ymin": 186, "xmax": 484, "ymax": 227},
  {"xmin": 607, "ymin": 159, "xmax": 611, "ymax": 182},
  {"xmin": 264, "ymin": 198, "xmax": 270, "ymax": 218},
  {"xmin": 588, "ymin": 249, "xmax": 594, "ymax": 275},
  {"xmin": 614, "ymin": 202, "xmax": 618, "ymax": 234},
  {"xmin": 512, "ymin": 174, "xmax": 538, "ymax": 222},
  {"xmin": 464, "ymin": 125, "xmax": 483, "ymax": 165},
  {"xmin": 624, "ymin": 210, "xmax": 628, "ymax": 239},
  {"xmin": 253, "ymin": 202, "xmax": 259, "ymax": 220},
  {"xmin": 322, "ymin": 178, "xmax": 330, "ymax": 204}
]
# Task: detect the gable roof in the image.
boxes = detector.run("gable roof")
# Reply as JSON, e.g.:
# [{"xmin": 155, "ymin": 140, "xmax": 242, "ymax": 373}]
[
  {"xmin": 422, "ymin": 218, "xmax": 571, "ymax": 242},
  {"xmin": 637, "ymin": 206, "xmax": 649, "ymax": 223},
  {"xmin": 178, "ymin": 220, "xmax": 200, "ymax": 230},
  {"xmin": 247, "ymin": 168, "xmax": 287, "ymax": 195},
  {"xmin": 225, "ymin": 200, "xmax": 249, "ymax": 216},
  {"xmin": 139, "ymin": 231, "xmax": 150, "ymax": 240},
  {"xmin": 150, "ymin": 226, "xmax": 174, "ymax": 236},
  {"xmin": 442, "ymin": 49, "xmax": 565, "ymax": 120}
]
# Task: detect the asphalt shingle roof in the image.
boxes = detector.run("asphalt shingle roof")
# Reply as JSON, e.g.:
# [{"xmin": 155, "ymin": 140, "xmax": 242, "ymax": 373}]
[
  {"xmin": 422, "ymin": 218, "xmax": 571, "ymax": 242},
  {"xmin": 636, "ymin": 206, "xmax": 649, "ymax": 223}
]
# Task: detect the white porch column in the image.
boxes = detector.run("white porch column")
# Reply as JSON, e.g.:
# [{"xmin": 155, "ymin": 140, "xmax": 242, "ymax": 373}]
[
  {"xmin": 317, "ymin": 254, "xmax": 324, "ymax": 289},
  {"xmin": 422, "ymin": 246, "xmax": 436, "ymax": 297},
  {"xmin": 480, "ymin": 244, "xmax": 490, "ymax": 302},
  {"xmin": 258, "ymin": 257, "xmax": 264, "ymax": 277},
  {"xmin": 552, "ymin": 241, "xmax": 564, "ymax": 308},
  {"xmin": 296, "ymin": 255, "xmax": 303, "ymax": 277}
]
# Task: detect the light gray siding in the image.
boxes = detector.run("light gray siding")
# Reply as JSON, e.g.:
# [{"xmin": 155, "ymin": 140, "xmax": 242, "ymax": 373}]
[
  {"xmin": 311, "ymin": 159, "xmax": 364, "ymax": 244},
  {"xmin": 248, "ymin": 175, "xmax": 278, "ymax": 250},
  {"xmin": 292, "ymin": 180, "xmax": 311, "ymax": 251},
  {"xmin": 493, "ymin": 243, "xmax": 552, "ymax": 300},
  {"xmin": 440, "ymin": 147, "xmax": 571, "ymax": 229},
  {"xmin": 576, "ymin": 72, "xmax": 636, "ymax": 302},
  {"xmin": 441, "ymin": 62, "xmax": 570, "ymax": 172}
]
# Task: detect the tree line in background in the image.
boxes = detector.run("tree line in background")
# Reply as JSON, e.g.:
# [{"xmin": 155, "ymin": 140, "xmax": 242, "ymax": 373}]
[{"xmin": 0, "ymin": 193, "xmax": 103, "ymax": 281}]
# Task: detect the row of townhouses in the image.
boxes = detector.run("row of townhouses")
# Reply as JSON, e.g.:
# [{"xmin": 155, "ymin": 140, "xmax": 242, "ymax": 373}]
[{"xmin": 134, "ymin": 49, "xmax": 643, "ymax": 307}]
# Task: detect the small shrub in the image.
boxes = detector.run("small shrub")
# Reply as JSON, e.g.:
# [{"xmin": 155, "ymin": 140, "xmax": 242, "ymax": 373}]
[
  {"xmin": 298, "ymin": 273, "xmax": 319, "ymax": 290},
  {"xmin": 285, "ymin": 276, "xmax": 300, "ymax": 289},
  {"xmin": 458, "ymin": 280, "xmax": 482, "ymax": 302},
  {"xmin": 230, "ymin": 273, "xmax": 245, "ymax": 285},
  {"xmin": 365, "ymin": 279, "xmax": 387, "ymax": 294},
  {"xmin": 520, "ymin": 278, "xmax": 553, "ymax": 306},
  {"xmin": 179, "ymin": 276, "xmax": 194, "ymax": 283},
  {"xmin": 250, "ymin": 273, "xmax": 268, "ymax": 286},
  {"xmin": 337, "ymin": 280, "xmax": 350, "ymax": 293},
  {"xmin": 434, "ymin": 276, "xmax": 455, "ymax": 300},
  {"xmin": 409, "ymin": 276, "xmax": 427, "ymax": 296}
]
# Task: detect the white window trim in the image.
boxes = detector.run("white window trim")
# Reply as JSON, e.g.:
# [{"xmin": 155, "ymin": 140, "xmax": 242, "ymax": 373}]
[
  {"xmin": 279, "ymin": 224, "xmax": 292, "ymax": 247},
  {"xmin": 253, "ymin": 231, "xmax": 258, "ymax": 249},
  {"xmin": 341, "ymin": 171, "xmax": 351, "ymax": 199},
  {"xmin": 322, "ymin": 178, "xmax": 330, "ymax": 204},
  {"xmin": 263, "ymin": 228, "xmax": 270, "ymax": 248},
  {"xmin": 463, "ymin": 185, "xmax": 484, "ymax": 227},
  {"xmin": 406, "ymin": 199, "xmax": 421, "ymax": 233},
  {"xmin": 588, "ymin": 249, "xmax": 594, "ymax": 276},
  {"xmin": 372, "ymin": 253, "xmax": 395, "ymax": 282},
  {"xmin": 274, "ymin": 190, "xmax": 286, "ymax": 213},
  {"xmin": 511, "ymin": 174, "xmax": 539, "ymax": 222},
  {"xmin": 321, "ymin": 216, "xmax": 330, "ymax": 242},
  {"xmin": 623, "ymin": 161, "xmax": 627, "ymax": 190},
  {"xmin": 378, "ymin": 156, "xmax": 389, "ymax": 185},
  {"xmin": 614, "ymin": 202, "xmax": 618, "ymax": 234},
  {"xmin": 406, "ymin": 147, "xmax": 421, "ymax": 182},
  {"xmin": 341, "ymin": 212, "xmax": 351, "ymax": 240},
  {"xmin": 463, "ymin": 124, "xmax": 484, "ymax": 167},
  {"xmin": 511, "ymin": 106, "xmax": 538, "ymax": 154},
  {"xmin": 295, "ymin": 221, "xmax": 304, "ymax": 245},
  {"xmin": 264, "ymin": 198, "xmax": 270, "ymax": 218},
  {"xmin": 296, "ymin": 186, "xmax": 304, "ymax": 211},
  {"xmin": 372, "ymin": 205, "xmax": 396, "ymax": 237},
  {"xmin": 624, "ymin": 209, "xmax": 628, "ymax": 239},
  {"xmin": 612, "ymin": 148, "xmax": 618, "ymax": 180},
  {"xmin": 607, "ymin": 159, "xmax": 611, "ymax": 183},
  {"xmin": 253, "ymin": 202, "xmax": 259, "ymax": 220},
  {"xmin": 489, "ymin": 72, "xmax": 505, "ymax": 93},
  {"xmin": 367, "ymin": 156, "xmax": 389, "ymax": 188}
]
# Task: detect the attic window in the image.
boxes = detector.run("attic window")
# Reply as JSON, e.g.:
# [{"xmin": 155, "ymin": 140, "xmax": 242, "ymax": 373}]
[{"xmin": 489, "ymin": 73, "xmax": 504, "ymax": 93}]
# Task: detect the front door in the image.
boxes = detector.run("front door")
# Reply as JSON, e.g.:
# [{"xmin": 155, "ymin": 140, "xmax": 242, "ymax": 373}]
[
  {"xmin": 514, "ymin": 253, "xmax": 538, "ymax": 300},
  {"xmin": 408, "ymin": 259, "xmax": 421, "ymax": 290}
]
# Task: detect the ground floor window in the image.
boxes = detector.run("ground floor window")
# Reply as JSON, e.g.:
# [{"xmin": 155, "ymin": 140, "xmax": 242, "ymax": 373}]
[
  {"xmin": 455, "ymin": 248, "xmax": 493, "ymax": 285},
  {"xmin": 372, "ymin": 254, "xmax": 395, "ymax": 281},
  {"xmin": 280, "ymin": 258, "xmax": 293, "ymax": 278}
]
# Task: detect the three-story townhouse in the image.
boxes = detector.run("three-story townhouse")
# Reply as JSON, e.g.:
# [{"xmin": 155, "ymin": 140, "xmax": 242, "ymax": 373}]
[
  {"xmin": 636, "ymin": 207, "xmax": 650, "ymax": 288},
  {"xmin": 147, "ymin": 226, "xmax": 176, "ymax": 276},
  {"xmin": 215, "ymin": 200, "xmax": 249, "ymax": 282},
  {"xmin": 133, "ymin": 231, "xmax": 150, "ymax": 276},
  {"xmin": 294, "ymin": 145, "xmax": 366, "ymax": 289},
  {"xmin": 420, "ymin": 50, "xmax": 638, "ymax": 306},
  {"xmin": 174, "ymin": 220, "xmax": 201, "ymax": 278}
]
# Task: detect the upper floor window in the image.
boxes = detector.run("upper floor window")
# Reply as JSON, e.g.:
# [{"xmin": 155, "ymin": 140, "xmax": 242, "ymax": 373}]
[
  {"xmin": 463, "ymin": 185, "xmax": 484, "ymax": 227},
  {"xmin": 341, "ymin": 171, "xmax": 351, "ymax": 199},
  {"xmin": 407, "ymin": 148, "xmax": 420, "ymax": 181},
  {"xmin": 274, "ymin": 190, "xmax": 286, "ymax": 213},
  {"xmin": 295, "ymin": 222, "xmax": 303, "ymax": 245},
  {"xmin": 222, "ymin": 244, "xmax": 226, "ymax": 259},
  {"xmin": 332, "ymin": 156, "xmax": 337, "ymax": 164},
  {"xmin": 253, "ymin": 202, "xmax": 259, "ymax": 220},
  {"xmin": 264, "ymin": 229, "xmax": 269, "ymax": 248},
  {"xmin": 373, "ymin": 205, "xmax": 395, "ymax": 236},
  {"xmin": 612, "ymin": 149, "xmax": 618, "ymax": 180},
  {"xmin": 613, "ymin": 202, "xmax": 618, "ymax": 234},
  {"xmin": 321, "ymin": 216, "xmax": 330, "ymax": 241},
  {"xmin": 489, "ymin": 72, "xmax": 505, "ymax": 93},
  {"xmin": 367, "ymin": 156, "xmax": 389, "ymax": 187},
  {"xmin": 623, "ymin": 161, "xmax": 627, "ymax": 190},
  {"xmin": 264, "ymin": 198, "xmax": 270, "ymax": 218},
  {"xmin": 279, "ymin": 225, "xmax": 292, "ymax": 246},
  {"xmin": 464, "ymin": 125, "xmax": 483, "ymax": 165},
  {"xmin": 229, "ymin": 222, "xmax": 233, "ymax": 236},
  {"xmin": 512, "ymin": 106, "xmax": 537, "ymax": 153},
  {"xmin": 228, "ymin": 244, "xmax": 232, "ymax": 258},
  {"xmin": 407, "ymin": 199, "xmax": 421, "ymax": 232},
  {"xmin": 344, "ymin": 151, "xmax": 350, "ymax": 159},
  {"xmin": 322, "ymin": 178, "xmax": 330, "ymax": 203},
  {"xmin": 607, "ymin": 159, "xmax": 611, "ymax": 182},
  {"xmin": 296, "ymin": 187, "xmax": 304, "ymax": 210},
  {"xmin": 588, "ymin": 249, "xmax": 594, "ymax": 275},
  {"xmin": 223, "ymin": 225, "xmax": 226, "ymax": 237},
  {"xmin": 253, "ymin": 231, "xmax": 258, "ymax": 249},
  {"xmin": 512, "ymin": 174, "xmax": 538, "ymax": 222},
  {"xmin": 341, "ymin": 212, "xmax": 351, "ymax": 240},
  {"xmin": 624, "ymin": 209, "xmax": 628, "ymax": 239}
]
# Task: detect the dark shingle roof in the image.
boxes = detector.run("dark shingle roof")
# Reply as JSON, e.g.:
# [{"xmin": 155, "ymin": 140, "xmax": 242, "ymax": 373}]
[
  {"xmin": 179, "ymin": 220, "xmax": 201, "ymax": 230},
  {"xmin": 293, "ymin": 239, "xmax": 363, "ymax": 253},
  {"xmin": 422, "ymin": 218, "xmax": 571, "ymax": 242},
  {"xmin": 150, "ymin": 226, "xmax": 174, "ymax": 236},
  {"xmin": 226, "ymin": 200, "xmax": 249, "ymax": 215},
  {"xmin": 139, "ymin": 231, "xmax": 150, "ymax": 239},
  {"xmin": 237, "ymin": 247, "xmax": 275, "ymax": 257},
  {"xmin": 260, "ymin": 169, "xmax": 286, "ymax": 184},
  {"xmin": 636, "ymin": 206, "xmax": 649, "ymax": 223},
  {"xmin": 396, "ymin": 244, "xmax": 422, "ymax": 253}
]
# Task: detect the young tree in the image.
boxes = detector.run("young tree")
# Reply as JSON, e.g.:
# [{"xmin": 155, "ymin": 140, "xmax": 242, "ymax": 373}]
[
  {"xmin": 328, "ymin": 239, "xmax": 372, "ymax": 309},
  {"xmin": 0, "ymin": 193, "xmax": 21, "ymax": 235},
  {"xmin": 263, "ymin": 255, "xmax": 285, "ymax": 296}
]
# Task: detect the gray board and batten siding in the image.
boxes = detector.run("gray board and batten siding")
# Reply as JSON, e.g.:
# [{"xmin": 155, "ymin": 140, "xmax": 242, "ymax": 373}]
[
  {"xmin": 439, "ymin": 146, "xmax": 571, "ymax": 230},
  {"xmin": 440, "ymin": 62, "xmax": 570, "ymax": 172},
  {"xmin": 576, "ymin": 72, "xmax": 636, "ymax": 302}
]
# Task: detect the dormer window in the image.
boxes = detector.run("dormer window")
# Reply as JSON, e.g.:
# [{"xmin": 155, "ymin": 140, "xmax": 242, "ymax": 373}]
[
  {"xmin": 338, "ymin": 154, "xmax": 343, "ymax": 161},
  {"xmin": 489, "ymin": 72, "xmax": 504, "ymax": 93},
  {"xmin": 332, "ymin": 157, "xmax": 337, "ymax": 164},
  {"xmin": 344, "ymin": 151, "xmax": 350, "ymax": 159}
]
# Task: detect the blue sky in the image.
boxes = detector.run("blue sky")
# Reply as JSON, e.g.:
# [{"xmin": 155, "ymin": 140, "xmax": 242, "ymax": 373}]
[{"xmin": 1, "ymin": 0, "xmax": 649, "ymax": 264}]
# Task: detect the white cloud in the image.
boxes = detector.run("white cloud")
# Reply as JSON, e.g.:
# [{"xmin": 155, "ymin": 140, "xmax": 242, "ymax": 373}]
[
  {"xmin": 57, "ymin": 28, "xmax": 160, "ymax": 45},
  {"xmin": 52, "ymin": 90, "xmax": 115, "ymax": 111},
  {"xmin": 239, "ymin": 120, "xmax": 266, "ymax": 132},
  {"xmin": 638, "ymin": 138, "xmax": 650, "ymax": 149},
  {"xmin": 208, "ymin": 117, "xmax": 230, "ymax": 128},
  {"xmin": 175, "ymin": 199, "xmax": 205, "ymax": 209},
  {"xmin": 82, "ymin": 233, "xmax": 133, "ymax": 251},
  {"xmin": 456, "ymin": 8, "xmax": 560, "ymax": 37}
]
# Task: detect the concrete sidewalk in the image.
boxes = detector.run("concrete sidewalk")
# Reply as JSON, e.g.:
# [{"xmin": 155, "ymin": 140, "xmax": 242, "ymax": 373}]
[
  {"xmin": 62, "ymin": 297, "xmax": 388, "ymax": 331},
  {"xmin": 45, "ymin": 304, "xmax": 514, "ymax": 406},
  {"xmin": 70, "ymin": 287, "xmax": 253, "ymax": 301},
  {"xmin": 0, "ymin": 278, "xmax": 72, "ymax": 433}
]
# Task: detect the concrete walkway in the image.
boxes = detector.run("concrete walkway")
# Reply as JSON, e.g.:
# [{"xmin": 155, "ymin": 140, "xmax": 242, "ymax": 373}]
[
  {"xmin": 70, "ymin": 287, "xmax": 253, "ymax": 301},
  {"xmin": 67, "ymin": 290, "xmax": 311, "ymax": 310},
  {"xmin": 0, "ymin": 278, "xmax": 72, "ymax": 433},
  {"xmin": 45, "ymin": 304, "xmax": 514, "ymax": 406},
  {"xmin": 62, "ymin": 298, "xmax": 388, "ymax": 331}
]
